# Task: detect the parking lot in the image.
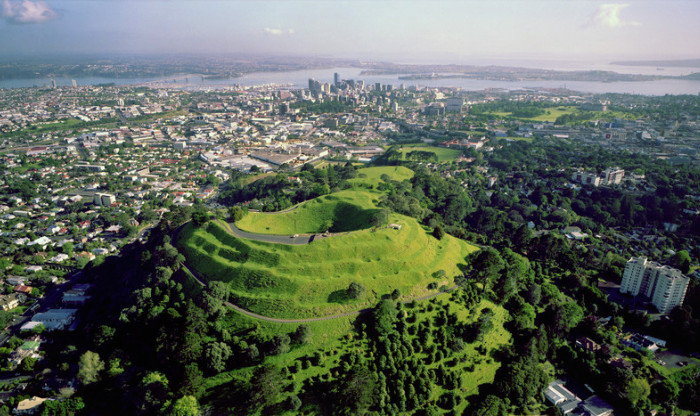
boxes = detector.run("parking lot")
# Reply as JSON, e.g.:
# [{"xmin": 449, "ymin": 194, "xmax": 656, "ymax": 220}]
[{"xmin": 655, "ymin": 350, "xmax": 699, "ymax": 370}]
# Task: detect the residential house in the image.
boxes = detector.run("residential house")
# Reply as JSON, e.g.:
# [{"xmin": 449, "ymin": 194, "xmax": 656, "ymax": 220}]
[
  {"xmin": 14, "ymin": 285, "xmax": 33, "ymax": 295},
  {"xmin": 22, "ymin": 309, "xmax": 78, "ymax": 331},
  {"xmin": 14, "ymin": 396, "xmax": 47, "ymax": 415},
  {"xmin": 544, "ymin": 380, "xmax": 581, "ymax": 414},
  {"xmin": 623, "ymin": 333, "xmax": 659, "ymax": 352},
  {"xmin": 0, "ymin": 294, "xmax": 21, "ymax": 311},
  {"xmin": 576, "ymin": 337, "xmax": 601, "ymax": 353},
  {"xmin": 581, "ymin": 395, "xmax": 614, "ymax": 416}
]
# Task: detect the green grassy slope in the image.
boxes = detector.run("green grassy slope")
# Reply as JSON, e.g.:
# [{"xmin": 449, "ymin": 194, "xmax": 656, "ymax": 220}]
[
  {"xmin": 176, "ymin": 215, "xmax": 478, "ymax": 319},
  {"xmin": 235, "ymin": 190, "xmax": 381, "ymax": 235},
  {"xmin": 397, "ymin": 146, "xmax": 463, "ymax": 162},
  {"xmin": 348, "ymin": 165, "xmax": 414, "ymax": 187}
]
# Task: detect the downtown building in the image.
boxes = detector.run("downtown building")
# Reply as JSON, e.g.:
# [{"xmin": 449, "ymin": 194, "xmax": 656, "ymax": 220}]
[{"xmin": 620, "ymin": 257, "xmax": 689, "ymax": 314}]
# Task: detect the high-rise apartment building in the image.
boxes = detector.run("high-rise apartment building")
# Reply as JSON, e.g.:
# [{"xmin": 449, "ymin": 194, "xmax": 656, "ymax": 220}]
[
  {"xmin": 602, "ymin": 167, "xmax": 625, "ymax": 185},
  {"xmin": 620, "ymin": 257, "xmax": 689, "ymax": 314}
]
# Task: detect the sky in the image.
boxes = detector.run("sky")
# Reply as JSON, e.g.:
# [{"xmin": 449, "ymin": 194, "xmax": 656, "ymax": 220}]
[{"xmin": 1, "ymin": 0, "xmax": 699, "ymax": 64}]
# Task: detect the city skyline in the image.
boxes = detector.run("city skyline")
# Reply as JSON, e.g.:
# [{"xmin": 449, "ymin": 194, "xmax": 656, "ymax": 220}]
[{"xmin": 1, "ymin": 0, "xmax": 699, "ymax": 64}]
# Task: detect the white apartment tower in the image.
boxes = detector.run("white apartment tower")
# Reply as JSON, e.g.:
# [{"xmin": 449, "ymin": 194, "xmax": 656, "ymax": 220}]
[
  {"xmin": 620, "ymin": 257, "xmax": 689, "ymax": 314},
  {"xmin": 602, "ymin": 167, "xmax": 625, "ymax": 185}
]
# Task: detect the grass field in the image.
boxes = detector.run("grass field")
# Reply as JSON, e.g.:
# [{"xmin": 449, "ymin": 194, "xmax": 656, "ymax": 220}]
[
  {"xmin": 347, "ymin": 165, "xmax": 415, "ymax": 187},
  {"xmin": 487, "ymin": 106, "xmax": 576, "ymax": 122},
  {"xmin": 236, "ymin": 190, "xmax": 381, "ymax": 235},
  {"xmin": 396, "ymin": 146, "xmax": 463, "ymax": 162},
  {"xmin": 495, "ymin": 136, "xmax": 534, "ymax": 142},
  {"xmin": 176, "ymin": 212, "xmax": 478, "ymax": 319}
]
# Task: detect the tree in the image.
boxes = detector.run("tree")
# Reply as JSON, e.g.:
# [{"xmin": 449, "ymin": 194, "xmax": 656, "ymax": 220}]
[
  {"xmin": 191, "ymin": 209, "xmax": 208, "ymax": 227},
  {"xmin": 373, "ymin": 299, "xmax": 397, "ymax": 337},
  {"xmin": 178, "ymin": 363, "xmax": 205, "ymax": 398},
  {"xmin": 250, "ymin": 365, "xmax": 284, "ymax": 409},
  {"xmin": 526, "ymin": 283, "xmax": 542, "ymax": 306},
  {"xmin": 139, "ymin": 372, "xmax": 170, "ymax": 414},
  {"xmin": 651, "ymin": 378, "xmax": 679, "ymax": 407},
  {"xmin": 20, "ymin": 357, "xmax": 37, "ymax": 372},
  {"xmin": 347, "ymin": 282, "xmax": 366, "ymax": 299},
  {"xmin": 469, "ymin": 248, "xmax": 504, "ymax": 292},
  {"xmin": 269, "ymin": 334, "xmax": 291, "ymax": 355},
  {"xmin": 432, "ymin": 225, "xmax": 445, "ymax": 240},
  {"xmin": 77, "ymin": 351, "xmax": 104, "ymax": 385},
  {"xmin": 334, "ymin": 365, "xmax": 378, "ymax": 415},
  {"xmin": 286, "ymin": 395, "xmax": 302, "ymax": 411},
  {"xmin": 672, "ymin": 250, "xmax": 691, "ymax": 274},
  {"xmin": 321, "ymin": 218, "xmax": 334, "ymax": 232},
  {"xmin": 228, "ymin": 206, "xmax": 246, "ymax": 222},
  {"xmin": 170, "ymin": 396, "xmax": 200, "ymax": 416},
  {"xmin": 61, "ymin": 242, "xmax": 74, "ymax": 256},
  {"xmin": 204, "ymin": 342, "xmax": 232, "ymax": 374},
  {"xmin": 473, "ymin": 395, "xmax": 508, "ymax": 416},
  {"xmin": 293, "ymin": 325, "xmax": 312, "ymax": 345},
  {"xmin": 93, "ymin": 325, "xmax": 116, "ymax": 348},
  {"xmin": 495, "ymin": 358, "xmax": 548, "ymax": 409},
  {"xmin": 40, "ymin": 398, "xmax": 85, "ymax": 416},
  {"xmin": 626, "ymin": 378, "xmax": 650, "ymax": 408}
]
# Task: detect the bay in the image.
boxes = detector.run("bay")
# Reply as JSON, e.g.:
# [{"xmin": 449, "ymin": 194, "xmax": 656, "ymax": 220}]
[{"xmin": 2, "ymin": 66, "xmax": 700, "ymax": 96}]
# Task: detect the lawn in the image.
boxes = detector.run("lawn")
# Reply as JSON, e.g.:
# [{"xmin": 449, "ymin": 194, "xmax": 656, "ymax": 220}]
[
  {"xmin": 176, "ymin": 213, "xmax": 478, "ymax": 319},
  {"xmin": 487, "ymin": 106, "xmax": 577, "ymax": 122},
  {"xmin": 496, "ymin": 136, "xmax": 534, "ymax": 142},
  {"xmin": 347, "ymin": 165, "xmax": 414, "ymax": 187},
  {"xmin": 396, "ymin": 146, "xmax": 463, "ymax": 162},
  {"xmin": 236, "ymin": 190, "xmax": 381, "ymax": 235}
]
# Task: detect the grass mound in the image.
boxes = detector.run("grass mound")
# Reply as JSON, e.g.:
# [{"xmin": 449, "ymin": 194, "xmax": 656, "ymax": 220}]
[
  {"xmin": 348, "ymin": 165, "xmax": 414, "ymax": 187},
  {"xmin": 236, "ymin": 190, "xmax": 381, "ymax": 235},
  {"xmin": 396, "ymin": 146, "xmax": 463, "ymax": 162},
  {"xmin": 176, "ymin": 214, "xmax": 479, "ymax": 319}
]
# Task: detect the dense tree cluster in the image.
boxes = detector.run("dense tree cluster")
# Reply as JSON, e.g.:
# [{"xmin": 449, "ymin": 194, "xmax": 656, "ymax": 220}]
[{"xmin": 218, "ymin": 163, "xmax": 358, "ymax": 211}]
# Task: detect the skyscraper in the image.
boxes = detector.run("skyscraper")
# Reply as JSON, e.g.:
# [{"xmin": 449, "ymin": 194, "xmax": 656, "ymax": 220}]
[
  {"xmin": 620, "ymin": 257, "xmax": 689, "ymax": 314},
  {"xmin": 334, "ymin": 72, "xmax": 339, "ymax": 86},
  {"xmin": 72, "ymin": 79, "xmax": 77, "ymax": 88},
  {"xmin": 308, "ymin": 78, "xmax": 322, "ymax": 93}
]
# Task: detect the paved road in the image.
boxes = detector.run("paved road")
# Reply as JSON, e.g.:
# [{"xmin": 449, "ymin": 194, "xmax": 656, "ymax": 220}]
[
  {"xmin": 182, "ymin": 262, "xmax": 456, "ymax": 323},
  {"xmin": 218, "ymin": 220, "xmax": 316, "ymax": 245}
]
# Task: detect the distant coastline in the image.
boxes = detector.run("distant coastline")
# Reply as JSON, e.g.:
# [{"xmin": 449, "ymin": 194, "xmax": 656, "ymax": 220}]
[{"xmin": 611, "ymin": 58, "xmax": 700, "ymax": 68}]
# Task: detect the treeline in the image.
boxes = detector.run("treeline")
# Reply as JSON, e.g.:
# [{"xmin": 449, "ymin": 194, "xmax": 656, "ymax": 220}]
[{"xmin": 218, "ymin": 163, "xmax": 358, "ymax": 211}]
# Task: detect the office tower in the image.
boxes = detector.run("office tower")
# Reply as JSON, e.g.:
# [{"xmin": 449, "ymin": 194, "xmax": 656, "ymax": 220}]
[
  {"xmin": 72, "ymin": 79, "xmax": 77, "ymax": 88},
  {"xmin": 308, "ymin": 78, "xmax": 322, "ymax": 93},
  {"xmin": 334, "ymin": 72, "xmax": 339, "ymax": 86}
]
